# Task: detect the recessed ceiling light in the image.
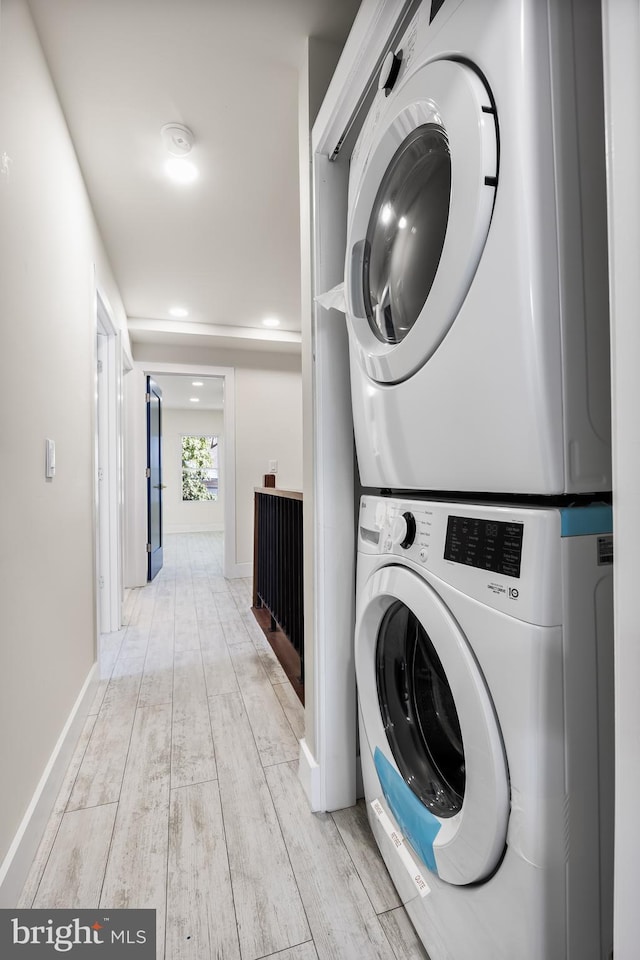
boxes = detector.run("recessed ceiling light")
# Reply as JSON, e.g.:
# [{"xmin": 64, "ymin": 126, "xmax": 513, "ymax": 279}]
[
  {"xmin": 192, "ymin": 381, "xmax": 203, "ymax": 386},
  {"xmin": 165, "ymin": 158, "xmax": 198, "ymax": 184},
  {"xmin": 189, "ymin": 397, "xmax": 200, "ymax": 402},
  {"xmin": 169, "ymin": 306, "xmax": 189, "ymax": 318},
  {"xmin": 262, "ymin": 316, "xmax": 281, "ymax": 328}
]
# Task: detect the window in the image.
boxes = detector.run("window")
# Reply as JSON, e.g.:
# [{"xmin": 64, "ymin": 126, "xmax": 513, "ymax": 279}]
[{"xmin": 181, "ymin": 435, "xmax": 219, "ymax": 501}]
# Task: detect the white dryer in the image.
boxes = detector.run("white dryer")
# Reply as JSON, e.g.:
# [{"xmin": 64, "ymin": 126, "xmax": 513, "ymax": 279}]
[
  {"xmin": 355, "ymin": 494, "xmax": 614, "ymax": 960},
  {"xmin": 345, "ymin": 0, "xmax": 611, "ymax": 495}
]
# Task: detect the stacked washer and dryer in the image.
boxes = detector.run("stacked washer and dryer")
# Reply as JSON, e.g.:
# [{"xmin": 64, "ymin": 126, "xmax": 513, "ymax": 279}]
[{"xmin": 344, "ymin": 1, "xmax": 614, "ymax": 959}]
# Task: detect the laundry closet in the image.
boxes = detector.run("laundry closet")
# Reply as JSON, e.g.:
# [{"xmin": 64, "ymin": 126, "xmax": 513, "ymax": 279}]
[{"xmin": 303, "ymin": 1, "xmax": 618, "ymax": 958}]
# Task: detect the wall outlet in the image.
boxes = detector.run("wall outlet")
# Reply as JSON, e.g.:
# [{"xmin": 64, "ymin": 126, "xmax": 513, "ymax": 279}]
[{"xmin": 269, "ymin": 459, "xmax": 278, "ymax": 474}]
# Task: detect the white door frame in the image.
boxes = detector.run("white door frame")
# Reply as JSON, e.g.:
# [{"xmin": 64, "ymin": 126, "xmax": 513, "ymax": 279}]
[
  {"xmin": 299, "ymin": 0, "xmax": 417, "ymax": 813},
  {"xmin": 94, "ymin": 286, "xmax": 123, "ymax": 634},
  {"xmin": 602, "ymin": 1, "xmax": 640, "ymax": 955},
  {"xmin": 139, "ymin": 362, "xmax": 238, "ymax": 579}
]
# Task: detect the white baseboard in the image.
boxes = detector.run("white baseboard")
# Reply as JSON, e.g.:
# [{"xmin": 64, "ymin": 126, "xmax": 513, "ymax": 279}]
[
  {"xmin": 164, "ymin": 522, "xmax": 224, "ymax": 534},
  {"xmin": 0, "ymin": 662, "xmax": 98, "ymax": 907},
  {"xmin": 226, "ymin": 561, "xmax": 252, "ymax": 580},
  {"xmin": 298, "ymin": 738, "xmax": 323, "ymax": 812}
]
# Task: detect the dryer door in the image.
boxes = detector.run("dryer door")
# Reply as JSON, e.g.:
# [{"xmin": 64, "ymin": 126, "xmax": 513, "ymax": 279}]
[
  {"xmin": 355, "ymin": 564, "xmax": 509, "ymax": 885},
  {"xmin": 346, "ymin": 59, "xmax": 497, "ymax": 384}
]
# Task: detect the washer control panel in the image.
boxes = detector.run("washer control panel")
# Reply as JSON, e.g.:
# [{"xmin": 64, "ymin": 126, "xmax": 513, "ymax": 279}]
[
  {"xmin": 444, "ymin": 514, "xmax": 524, "ymax": 579},
  {"xmin": 358, "ymin": 495, "xmax": 564, "ymax": 625}
]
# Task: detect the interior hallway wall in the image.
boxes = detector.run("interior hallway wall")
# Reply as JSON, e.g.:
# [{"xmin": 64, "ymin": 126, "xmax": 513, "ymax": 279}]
[
  {"xmin": 0, "ymin": 0, "xmax": 130, "ymax": 886},
  {"xmin": 162, "ymin": 407, "xmax": 224, "ymax": 534},
  {"xmin": 132, "ymin": 344, "xmax": 303, "ymax": 571}
]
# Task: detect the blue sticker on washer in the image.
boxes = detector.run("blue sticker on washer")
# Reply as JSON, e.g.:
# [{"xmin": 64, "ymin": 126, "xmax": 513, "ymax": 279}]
[
  {"xmin": 374, "ymin": 747, "xmax": 441, "ymax": 874},
  {"xmin": 560, "ymin": 504, "xmax": 612, "ymax": 537}
]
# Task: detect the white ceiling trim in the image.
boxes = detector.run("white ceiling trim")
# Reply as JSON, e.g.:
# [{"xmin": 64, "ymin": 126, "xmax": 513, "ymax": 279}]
[{"xmin": 128, "ymin": 317, "xmax": 301, "ymax": 346}]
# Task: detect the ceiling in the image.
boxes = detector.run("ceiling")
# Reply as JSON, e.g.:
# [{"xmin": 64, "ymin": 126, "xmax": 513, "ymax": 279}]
[
  {"xmin": 27, "ymin": 0, "xmax": 361, "ymax": 353},
  {"xmin": 154, "ymin": 374, "xmax": 224, "ymax": 410}
]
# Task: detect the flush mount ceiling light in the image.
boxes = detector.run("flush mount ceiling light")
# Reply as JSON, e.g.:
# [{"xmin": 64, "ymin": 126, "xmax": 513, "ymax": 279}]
[
  {"xmin": 169, "ymin": 306, "xmax": 189, "ymax": 318},
  {"xmin": 262, "ymin": 316, "xmax": 281, "ymax": 328},
  {"xmin": 189, "ymin": 397, "xmax": 200, "ymax": 403},
  {"xmin": 192, "ymin": 381, "xmax": 203, "ymax": 386},
  {"xmin": 161, "ymin": 122, "xmax": 198, "ymax": 184},
  {"xmin": 165, "ymin": 157, "xmax": 198, "ymax": 184}
]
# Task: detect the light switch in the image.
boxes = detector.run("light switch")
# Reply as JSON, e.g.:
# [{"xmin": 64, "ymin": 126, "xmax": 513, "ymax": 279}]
[
  {"xmin": 269, "ymin": 459, "xmax": 278, "ymax": 474},
  {"xmin": 45, "ymin": 438, "xmax": 56, "ymax": 479}
]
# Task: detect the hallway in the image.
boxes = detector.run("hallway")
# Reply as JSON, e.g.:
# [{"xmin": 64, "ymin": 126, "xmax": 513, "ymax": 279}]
[{"xmin": 17, "ymin": 533, "xmax": 427, "ymax": 960}]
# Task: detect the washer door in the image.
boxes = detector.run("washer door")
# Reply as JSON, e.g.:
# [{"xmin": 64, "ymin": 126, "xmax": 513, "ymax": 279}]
[
  {"xmin": 346, "ymin": 59, "xmax": 497, "ymax": 384},
  {"xmin": 356, "ymin": 564, "xmax": 509, "ymax": 885}
]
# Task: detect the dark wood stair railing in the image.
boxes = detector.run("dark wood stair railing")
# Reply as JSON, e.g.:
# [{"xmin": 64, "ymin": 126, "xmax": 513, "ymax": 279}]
[{"xmin": 253, "ymin": 487, "xmax": 304, "ymax": 683}]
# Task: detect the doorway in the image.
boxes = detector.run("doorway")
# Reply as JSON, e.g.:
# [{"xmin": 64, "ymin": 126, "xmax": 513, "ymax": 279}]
[
  {"xmin": 141, "ymin": 364, "xmax": 237, "ymax": 580},
  {"xmin": 149, "ymin": 373, "xmax": 225, "ymax": 581},
  {"xmin": 146, "ymin": 376, "xmax": 164, "ymax": 580},
  {"xmin": 95, "ymin": 289, "xmax": 123, "ymax": 634}
]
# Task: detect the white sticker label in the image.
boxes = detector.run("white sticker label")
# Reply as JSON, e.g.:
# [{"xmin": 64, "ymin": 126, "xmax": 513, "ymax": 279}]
[
  {"xmin": 370, "ymin": 799, "xmax": 431, "ymax": 897},
  {"xmin": 597, "ymin": 535, "xmax": 613, "ymax": 566}
]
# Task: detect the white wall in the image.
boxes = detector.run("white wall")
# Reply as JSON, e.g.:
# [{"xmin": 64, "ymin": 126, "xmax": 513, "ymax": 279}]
[
  {"xmin": 0, "ymin": 0, "xmax": 129, "ymax": 892},
  {"xmin": 133, "ymin": 344, "xmax": 303, "ymax": 570},
  {"xmin": 235, "ymin": 365, "xmax": 303, "ymax": 565},
  {"xmin": 601, "ymin": 2, "xmax": 640, "ymax": 957},
  {"xmin": 162, "ymin": 407, "xmax": 224, "ymax": 534}
]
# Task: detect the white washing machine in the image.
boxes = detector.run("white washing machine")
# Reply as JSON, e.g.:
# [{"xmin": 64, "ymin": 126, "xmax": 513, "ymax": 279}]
[
  {"xmin": 345, "ymin": 0, "xmax": 611, "ymax": 495},
  {"xmin": 355, "ymin": 494, "xmax": 614, "ymax": 960}
]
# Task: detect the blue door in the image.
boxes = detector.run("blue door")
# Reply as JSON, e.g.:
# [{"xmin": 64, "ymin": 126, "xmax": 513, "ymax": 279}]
[{"xmin": 147, "ymin": 376, "xmax": 163, "ymax": 580}]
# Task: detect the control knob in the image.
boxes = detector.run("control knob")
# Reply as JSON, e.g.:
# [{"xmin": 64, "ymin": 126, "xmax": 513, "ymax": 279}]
[{"xmin": 391, "ymin": 512, "xmax": 417, "ymax": 549}]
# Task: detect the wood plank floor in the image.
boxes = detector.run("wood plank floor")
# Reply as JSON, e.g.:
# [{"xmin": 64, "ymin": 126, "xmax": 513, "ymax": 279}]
[{"xmin": 18, "ymin": 532, "xmax": 429, "ymax": 960}]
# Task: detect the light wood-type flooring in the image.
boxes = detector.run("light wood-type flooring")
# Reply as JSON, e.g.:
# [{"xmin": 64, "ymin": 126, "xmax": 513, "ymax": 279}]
[{"xmin": 18, "ymin": 532, "xmax": 429, "ymax": 960}]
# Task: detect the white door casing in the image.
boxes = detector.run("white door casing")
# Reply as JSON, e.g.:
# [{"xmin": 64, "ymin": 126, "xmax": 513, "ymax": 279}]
[
  {"xmin": 95, "ymin": 287, "xmax": 122, "ymax": 635},
  {"xmin": 136, "ymin": 362, "xmax": 238, "ymax": 580}
]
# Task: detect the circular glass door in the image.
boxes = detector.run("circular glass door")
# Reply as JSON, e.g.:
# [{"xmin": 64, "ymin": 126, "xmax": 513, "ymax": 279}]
[
  {"xmin": 377, "ymin": 600, "xmax": 465, "ymax": 817},
  {"xmin": 355, "ymin": 564, "xmax": 509, "ymax": 885},
  {"xmin": 364, "ymin": 124, "xmax": 451, "ymax": 345},
  {"xmin": 346, "ymin": 58, "xmax": 498, "ymax": 384}
]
